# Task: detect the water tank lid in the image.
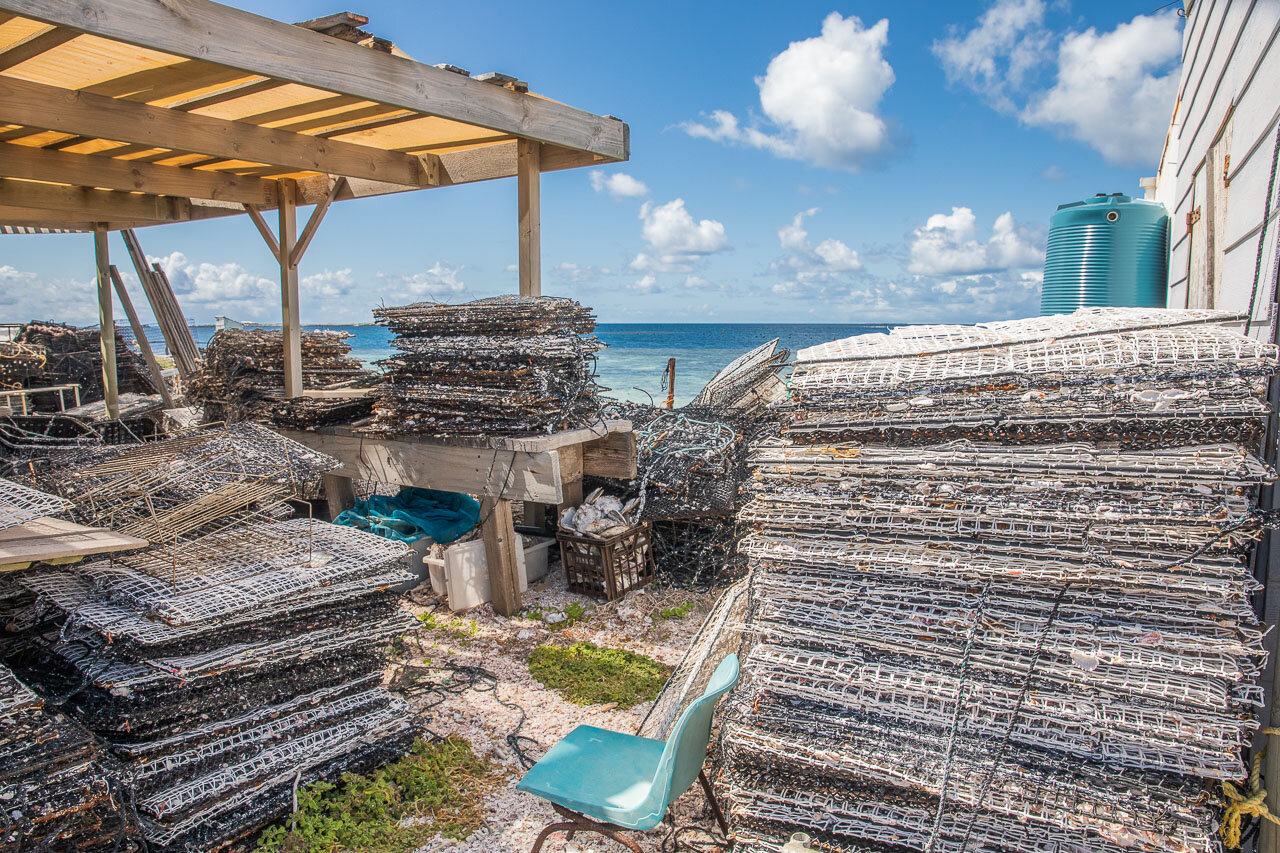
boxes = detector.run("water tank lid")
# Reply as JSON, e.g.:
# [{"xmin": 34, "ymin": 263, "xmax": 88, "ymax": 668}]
[{"xmin": 1057, "ymin": 194, "xmax": 1134, "ymax": 211}]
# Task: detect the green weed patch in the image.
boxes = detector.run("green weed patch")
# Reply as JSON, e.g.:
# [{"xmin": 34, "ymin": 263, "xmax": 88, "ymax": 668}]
[{"xmin": 527, "ymin": 642, "xmax": 670, "ymax": 708}]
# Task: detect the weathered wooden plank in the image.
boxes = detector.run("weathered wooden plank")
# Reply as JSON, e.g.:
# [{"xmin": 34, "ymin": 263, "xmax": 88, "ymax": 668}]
[
  {"xmin": 279, "ymin": 429, "xmax": 565, "ymax": 504},
  {"xmin": 0, "ymin": 179, "xmax": 190, "ymax": 222},
  {"xmin": 0, "ymin": 75, "xmax": 430, "ymax": 186},
  {"xmin": 0, "ymin": 142, "xmax": 278, "ymax": 204},
  {"xmin": 0, "ymin": 517, "xmax": 147, "ymax": 569},
  {"xmin": 93, "ymin": 226, "xmax": 118, "ymax": 420},
  {"xmin": 109, "ymin": 264, "xmax": 174, "ymax": 407},
  {"xmin": 556, "ymin": 444, "xmax": 584, "ymax": 511},
  {"xmin": 323, "ymin": 472, "xmax": 357, "ymax": 521},
  {"xmin": 277, "ymin": 179, "xmax": 302, "ymax": 398},
  {"xmin": 518, "ymin": 139, "xmax": 540, "ymax": 297},
  {"xmin": 1, "ymin": 0, "xmax": 629, "ymax": 160},
  {"xmin": 582, "ymin": 430, "xmax": 638, "ymax": 480},
  {"xmin": 480, "ymin": 497, "xmax": 522, "ymax": 616}
]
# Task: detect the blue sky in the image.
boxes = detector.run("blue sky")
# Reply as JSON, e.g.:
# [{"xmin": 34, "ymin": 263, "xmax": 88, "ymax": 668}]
[{"xmin": 1, "ymin": 0, "xmax": 1186, "ymax": 326}]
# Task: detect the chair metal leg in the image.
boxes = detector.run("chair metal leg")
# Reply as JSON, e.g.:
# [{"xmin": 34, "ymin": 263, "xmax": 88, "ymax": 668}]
[
  {"xmin": 530, "ymin": 821, "xmax": 578, "ymax": 853},
  {"xmin": 698, "ymin": 770, "xmax": 730, "ymax": 837},
  {"xmin": 528, "ymin": 805, "xmax": 642, "ymax": 853}
]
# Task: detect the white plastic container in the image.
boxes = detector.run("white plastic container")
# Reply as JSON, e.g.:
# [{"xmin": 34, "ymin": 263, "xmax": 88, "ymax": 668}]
[
  {"xmin": 441, "ymin": 536, "xmax": 555, "ymax": 610},
  {"xmin": 522, "ymin": 536, "xmax": 555, "ymax": 583}
]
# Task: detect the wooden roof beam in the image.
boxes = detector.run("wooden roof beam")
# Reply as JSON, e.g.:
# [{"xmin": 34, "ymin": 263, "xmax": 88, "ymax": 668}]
[
  {"xmin": 1, "ymin": 0, "xmax": 629, "ymax": 160},
  {"xmin": 0, "ymin": 178, "xmax": 190, "ymax": 222},
  {"xmin": 0, "ymin": 143, "xmax": 279, "ymax": 205},
  {"xmin": 0, "ymin": 75, "xmax": 434, "ymax": 186}
]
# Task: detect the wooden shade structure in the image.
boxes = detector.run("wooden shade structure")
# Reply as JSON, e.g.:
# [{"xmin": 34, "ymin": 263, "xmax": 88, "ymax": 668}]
[{"xmin": 0, "ymin": 0, "xmax": 629, "ymax": 412}]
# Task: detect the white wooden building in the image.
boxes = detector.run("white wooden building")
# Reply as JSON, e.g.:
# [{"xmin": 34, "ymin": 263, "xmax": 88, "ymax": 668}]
[{"xmin": 1153, "ymin": 0, "xmax": 1280, "ymax": 323}]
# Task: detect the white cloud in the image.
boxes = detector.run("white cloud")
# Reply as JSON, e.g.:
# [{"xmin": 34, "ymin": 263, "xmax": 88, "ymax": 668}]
[
  {"xmin": 1041, "ymin": 163, "xmax": 1067, "ymax": 181},
  {"xmin": 933, "ymin": 0, "xmax": 1048, "ymax": 113},
  {"xmin": 301, "ymin": 268, "xmax": 356, "ymax": 299},
  {"xmin": 908, "ymin": 206, "xmax": 1042, "ymax": 276},
  {"xmin": 589, "ymin": 171, "xmax": 649, "ymax": 198},
  {"xmin": 1023, "ymin": 13, "xmax": 1181, "ymax": 165},
  {"xmin": 630, "ymin": 274, "xmax": 660, "ymax": 293},
  {"xmin": 682, "ymin": 13, "xmax": 896, "ymax": 170},
  {"xmin": 778, "ymin": 208, "xmax": 817, "ymax": 251},
  {"xmin": 554, "ymin": 262, "xmax": 611, "ymax": 283},
  {"xmin": 631, "ymin": 199, "xmax": 728, "ymax": 272},
  {"xmin": 935, "ymin": 4, "xmax": 1181, "ymax": 166},
  {"xmin": 684, "ymin": 275, "xmax": 713, "ymax": 290},
  {"xmin": 770, "ymin": 208, "xmax": 862, "ymax": 296},
  {"xmin": 396, "ymin": 262, "xmax": 466, "ymax": 297},
  {"xmin": 814, "ymin": 238, "xmax": 861, "ymax": 271},
  {"xmin": 0, "ymin": 265, "xmax": 99, "ymax": 326}
]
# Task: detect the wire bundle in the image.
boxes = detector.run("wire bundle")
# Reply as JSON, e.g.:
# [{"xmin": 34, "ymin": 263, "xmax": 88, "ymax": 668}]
[
  {"xmin": 370, "ymin": 296, "xmax": 605, "ymax": 436},
  {"xmin": 15, "ymin": 321, "xmax": 153, "ymax": 405},
  {"xmin": 724, "ymin": 307, "xmax": 1278, "ymax": 853},
  {"xmin": 6, "ymin": 425, "xmax": 418, "ymax": 851},
  {"xmin": 0, "ymin": 656, "xmax": 124, "ymax": 851},
  {"xmin": 188, "ymin": 328, "xmax": 374, "ymax": 426}
]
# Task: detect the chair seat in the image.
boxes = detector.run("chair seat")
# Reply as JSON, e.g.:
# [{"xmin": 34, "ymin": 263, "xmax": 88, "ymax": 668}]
[{"xmin": 515, "ymin": 725, "xmax": 668, "ymax": 830}]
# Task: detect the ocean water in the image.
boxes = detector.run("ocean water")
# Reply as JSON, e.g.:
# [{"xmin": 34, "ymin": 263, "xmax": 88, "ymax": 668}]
[{"xmin": 183, "ymin": 322, "xmax": 890, "ymax": 407}]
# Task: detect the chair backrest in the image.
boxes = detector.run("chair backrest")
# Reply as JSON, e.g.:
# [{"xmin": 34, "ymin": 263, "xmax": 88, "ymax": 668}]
[{"xmin": 645, "ymin": 654, "xmax": 739, "ymax": 817}]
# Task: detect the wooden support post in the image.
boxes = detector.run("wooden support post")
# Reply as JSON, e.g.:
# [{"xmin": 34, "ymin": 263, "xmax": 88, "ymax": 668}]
[
  {"xmin": 108, "ymin": 265, "xmax": 174, "ymax": 408},
  {"xmin": 323, "ymin": 472, "xmax": 357, "ymax": 521},
  {"xmin": 517, "ymin": 139, "xmax": 541, "ymax": 297},
  {"xmin": 277, "ymin": 179, "xmax": 303, "ymax": 398},
  {"xmin": 665, "ymin": 357, "xmax": 676, "ymax": 409},
  {"xmin": 93, "ymin": 225, "xmax": 119, "ymax": 420},
  {"xmin": 480, "ymin": 497, "xmax": 522, "ymax": 617},
  {"xmin": 557, "ymin": 444, "xmax": 584, "ymax": 514}
]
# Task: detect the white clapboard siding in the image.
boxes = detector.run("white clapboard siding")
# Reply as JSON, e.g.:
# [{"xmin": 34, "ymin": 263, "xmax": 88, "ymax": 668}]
[{"xmin": 1157, "ymin": 0, "xmax": 1280, "ymax": 328}]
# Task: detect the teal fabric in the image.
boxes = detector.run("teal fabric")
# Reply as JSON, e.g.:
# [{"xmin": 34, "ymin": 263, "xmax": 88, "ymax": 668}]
[
  {"xmin": 333, "ymin": 487, "xmax": 479, "ymax": 544},
  {"xmin": 516, "ymin": 654, "xmax": 740, "ymax": 831}
]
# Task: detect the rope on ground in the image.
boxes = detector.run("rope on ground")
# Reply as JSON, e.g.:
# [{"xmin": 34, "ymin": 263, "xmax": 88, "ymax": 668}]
[{"xmin": 1221, "ymin": 727, "xmax": 1280, "ymax": 849}]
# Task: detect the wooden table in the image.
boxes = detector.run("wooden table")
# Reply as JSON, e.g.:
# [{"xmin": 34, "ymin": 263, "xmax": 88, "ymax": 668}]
[
  {"xmin": 0, "ymin": 517, "xmax": 148, "ymax": 571},
  {"xmin": 280, "ymin": 419, "xmax": 636, "ymax": 616}
]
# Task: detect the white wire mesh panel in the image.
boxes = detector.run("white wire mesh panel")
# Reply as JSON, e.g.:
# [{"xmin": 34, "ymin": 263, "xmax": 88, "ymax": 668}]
[{"xmin": 0, "ymin": 476, "xmax": 72, "ymax": 531}]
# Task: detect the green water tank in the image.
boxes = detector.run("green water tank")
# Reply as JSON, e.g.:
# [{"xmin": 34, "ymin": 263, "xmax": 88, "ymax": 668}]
[{"xmin": 1041, "ymin": 193, "xmax": 1170, "ymax": 315}]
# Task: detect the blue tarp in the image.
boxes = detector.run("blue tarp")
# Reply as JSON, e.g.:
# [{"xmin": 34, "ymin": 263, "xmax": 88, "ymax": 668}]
[{"xmin": 334, "ymin": 487, "xmax": 480, "ymax": 544}]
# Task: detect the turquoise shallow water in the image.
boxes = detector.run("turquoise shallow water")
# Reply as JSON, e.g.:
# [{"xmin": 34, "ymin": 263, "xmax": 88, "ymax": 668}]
[{"xmin": 179, "ymin": 322, "xmax": 890, "ymax": 407}]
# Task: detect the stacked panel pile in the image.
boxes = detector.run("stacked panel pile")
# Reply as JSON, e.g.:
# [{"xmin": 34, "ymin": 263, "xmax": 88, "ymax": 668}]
[
  {"xmin": 724, "ymin": 307, "xmax": 1278, "ymax": 853},
  {"xmin": 16, "ymin": 321, "xmax": 153, "ymax": 404},
  {"xmin": 0, "ymin": 341, "xmax": 48, "ymax": 393},
  {"xmin": 0, "ymin": 664, "xmax": 124, "ymax": 851},
  {"xmin": 7, "ymin": 425, "xmax": 417, "ymax": 851},
  {"xmin": 188, "ymin": 328, "xmax": 374, "ymax": 427},
  {"xmin": 371, "ymin": 295, "xmax": 605, "ymax": 436}
]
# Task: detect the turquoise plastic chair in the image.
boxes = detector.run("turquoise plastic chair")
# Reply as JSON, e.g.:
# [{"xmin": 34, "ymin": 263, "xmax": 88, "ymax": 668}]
[{"xmin": 517, "ymin": 654, "xmax": 740, "ymax": 852}]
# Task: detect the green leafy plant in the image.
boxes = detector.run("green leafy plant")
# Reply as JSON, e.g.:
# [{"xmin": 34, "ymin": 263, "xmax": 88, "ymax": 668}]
[
  {"xmin": 657, "ymin": 601, "xmax": 693, "ymax": 621},
  {"xmin": 417, "ymin": 612, "xmax": 479, "ymax": 643},
  {"xmin": 255, "ymin": 736, "xmax": 490, "ymax": 853},
  {"xmin": 527, "ymin": 642, "xmax": 671, "ymax": 708}
]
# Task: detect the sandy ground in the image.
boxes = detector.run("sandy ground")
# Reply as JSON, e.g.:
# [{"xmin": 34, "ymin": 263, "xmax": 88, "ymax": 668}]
[{"xmin": 390, "ymin": 563, "xmax": 729, "ymax": 853}]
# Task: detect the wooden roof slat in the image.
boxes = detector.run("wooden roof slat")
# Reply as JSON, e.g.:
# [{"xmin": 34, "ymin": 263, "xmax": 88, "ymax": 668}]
[
  {"xmin": 235, "ymin": 93, "xmax": 366, "ymax": 126},
  {"xmin": 0, "ymin": 142, "xmax": 277, "ymax": 204},
  {"xmin": 315, "ymin": 112, "xmax": 420, "ymax": 139},
  {"xmin": 1, "ymin": 0, "xmax": 628, "ymax": 159},
  {"xmin": 83, "ymin": 59, "xmax": 255, "ymax": 103},
  {"xmin": 0, "ymin": 75, "xmax": 429, "ymax": 186},
  {"xmin": 276, "ymin": 104, "xmax": 410, "ymax": 135},
  {"xmin": 169, "ymin": 78, "xmax": 286, "ymax": 112},
  {"xmin": 0, "ymin": 23, "xmax": 75, "ymax": 70}
]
